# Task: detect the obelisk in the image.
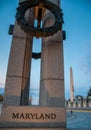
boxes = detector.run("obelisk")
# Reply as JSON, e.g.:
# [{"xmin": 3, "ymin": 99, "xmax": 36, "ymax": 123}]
[{"xmin": 70, "ymin": 67, "xmax": 75, "ymax": 102}]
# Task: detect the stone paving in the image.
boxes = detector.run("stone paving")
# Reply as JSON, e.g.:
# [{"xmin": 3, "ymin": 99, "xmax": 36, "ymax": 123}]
[
  {"xmin": 68, "ymin": 128, "xmax": 91, "ymax": 129},
  {"xmin": 67, "ymin": 111, "xmax": 91, "ymax": 130}
]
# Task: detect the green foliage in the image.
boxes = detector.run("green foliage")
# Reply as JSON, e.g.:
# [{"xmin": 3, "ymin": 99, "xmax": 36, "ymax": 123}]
[
  {"xmin": 75, "ymin": 95, "xmax": 83, "ymax": 101},
  {"xmin": 87, "ymin": 87, "xmax": 91, "ymax": 97},
  {"xmin": 0, "ymin": 94, "xmax": 3, "ymax": 101}
]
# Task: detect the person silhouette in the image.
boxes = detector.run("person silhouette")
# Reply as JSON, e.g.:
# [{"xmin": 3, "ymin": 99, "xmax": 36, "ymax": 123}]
[{"xmin": 71, "ymin": 110, "xmax": 73, "ymax": 114}]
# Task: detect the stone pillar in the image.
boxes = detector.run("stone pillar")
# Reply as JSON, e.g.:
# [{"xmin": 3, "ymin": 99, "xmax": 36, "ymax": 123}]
[
  {"xmin": 68, "ymin": 101, "xmax": 71, "ymax": 108},
  {"xmin": 3, "ymin": 8, "xmax": 34, "ymax": 106},
  {"xmin": 39, "ymin": 0, "xmax": 65, "ymax": 107},
  {"xmin": 83, "ymin": 100, "xmax": 86, "ymax": 107},
  {"xmin": 78, "ymin": 102, "xmax": 81, "ymax": 108},
  {"xmin": 88, "ymin": 101, "xmax": 91, "ymax": 107},
  {"xmin": 73, "ymin": 101, "xmax": 76, "ymax": 108}
]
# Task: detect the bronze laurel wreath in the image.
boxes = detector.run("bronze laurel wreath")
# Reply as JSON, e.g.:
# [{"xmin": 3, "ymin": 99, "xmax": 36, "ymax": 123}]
[{"xmin": 16, "ymin": 0, "xmax": 63, "ymax": 37}]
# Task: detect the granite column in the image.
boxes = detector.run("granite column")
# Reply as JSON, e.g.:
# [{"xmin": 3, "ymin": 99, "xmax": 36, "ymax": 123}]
[
  {"xmin": 3, "ymin": 7, "xmax": 34, "ymax": 106},
  {"xmin": 39, "ymin": 0, "xmax": 65, "ymax": 107}
]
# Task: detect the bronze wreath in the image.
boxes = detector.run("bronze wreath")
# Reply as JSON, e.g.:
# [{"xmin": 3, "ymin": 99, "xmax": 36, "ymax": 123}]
[{"xmin": 16, "ymin": 0, "xmax": 63, "ymax": 37}]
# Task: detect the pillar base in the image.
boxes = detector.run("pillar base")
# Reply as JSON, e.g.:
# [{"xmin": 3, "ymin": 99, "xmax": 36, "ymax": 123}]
[
  {"xmin": 0, "ymin": 128, "xmax": 66, "ymax": 130},
  {"xmin": 0, "ymin": 106, "xmax": 66, "ymax": 130}
]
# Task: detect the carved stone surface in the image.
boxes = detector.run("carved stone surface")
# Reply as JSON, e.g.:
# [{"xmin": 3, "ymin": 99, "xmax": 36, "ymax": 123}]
[{"xmin": 0, "ymin": 106, "xmax": 66, "ymax": 128}]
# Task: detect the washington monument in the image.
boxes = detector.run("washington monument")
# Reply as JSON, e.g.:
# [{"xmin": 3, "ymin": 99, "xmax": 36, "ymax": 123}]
[{"xmin": 70, "ymin": 67, "xmax": 75, "ymax": 102}]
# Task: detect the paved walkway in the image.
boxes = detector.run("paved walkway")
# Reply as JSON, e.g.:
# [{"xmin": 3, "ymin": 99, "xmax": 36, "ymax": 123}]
[
  {"xmin": 68, "ymin": 127, "xmax": 91, "ymax": 129},
  {"xmin": 67, "ymin": 111, "xmax": 91, "ymax": 129}
]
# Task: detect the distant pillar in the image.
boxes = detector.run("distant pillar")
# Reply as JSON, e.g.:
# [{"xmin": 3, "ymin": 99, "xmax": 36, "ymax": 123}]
[
  {"xmin": 3, "ymin": 8, "xmax": 34, "ymax": 106},
  {"xmin": 70, "ymin": 67, "xmax": 75, "ymax": 102},
  {"xmin": 39, "ymin": 0, "xmax": 65, "ymax": 107}
]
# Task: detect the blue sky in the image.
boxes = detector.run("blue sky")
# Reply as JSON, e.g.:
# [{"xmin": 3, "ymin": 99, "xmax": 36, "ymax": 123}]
[
  {"xmin": 62, "ymin": 0, "xmax": 91, "ymax": 98},
  {"xmin": 0, "ymin": 0, "xmax": 91, "ymax": 101}
]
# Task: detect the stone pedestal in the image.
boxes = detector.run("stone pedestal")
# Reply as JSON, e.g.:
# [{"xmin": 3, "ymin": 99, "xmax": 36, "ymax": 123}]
[
  {"xmin": 0, "ymin": 128, "xmax": 66, "ymax": 130},
  {"xmin": 0, "ymin": 106, "xmax": 66, "ymax": 130}
]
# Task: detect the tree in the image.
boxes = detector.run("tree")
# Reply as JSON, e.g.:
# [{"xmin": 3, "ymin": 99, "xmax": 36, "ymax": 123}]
[
  {"xmin": 75, "ymin": 95, "xmax": 83, "ymax": 101},
  {"xmin": 0, "ymin": 94, "xmax": 3, "ymax": 102},
  {"xmin": 87, "ymin": 87, "xmax": 91, "ymax": 97},
  {"xmin": 87, "ymin": 87, "xmax": 91, "ymax": 103}
]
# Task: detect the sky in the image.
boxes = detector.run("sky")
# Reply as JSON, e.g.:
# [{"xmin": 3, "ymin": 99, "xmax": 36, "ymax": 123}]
[{"xmin": 0, "ymin": 0, "xmax": 91, "ymax": 102}]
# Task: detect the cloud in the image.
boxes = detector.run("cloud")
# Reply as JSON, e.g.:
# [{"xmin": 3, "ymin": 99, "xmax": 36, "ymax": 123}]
[{"xmin": 0, "ymin": 83, "xmax": 5, "ymax": 88}]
